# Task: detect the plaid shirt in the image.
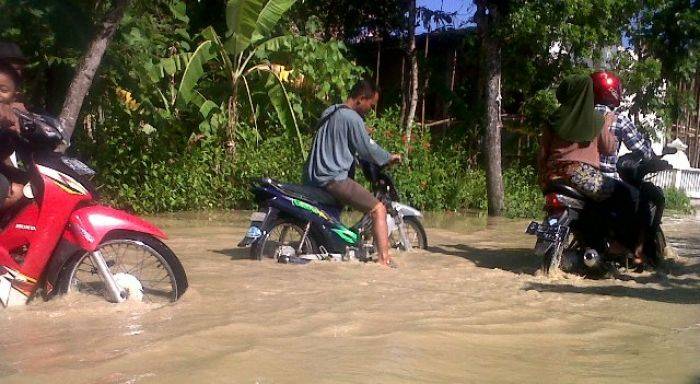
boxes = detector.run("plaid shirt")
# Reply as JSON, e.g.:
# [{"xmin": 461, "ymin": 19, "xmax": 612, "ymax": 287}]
[{"xmin": 596, "ymin": 105, "xmax": 653, "ymax": 178}]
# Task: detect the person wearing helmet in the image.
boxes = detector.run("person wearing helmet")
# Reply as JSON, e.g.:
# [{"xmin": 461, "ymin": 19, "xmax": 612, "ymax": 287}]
[
  {"xmin": 539, "ymin": 74, "xmax": 647, "ymax": 264},
  {"xmin": 591, "ymin": 70, "xmax": 660, "ymax": 266},
  {"xmin": 591, "ymin": 71, "xmax": 654, "ymax": 178}
]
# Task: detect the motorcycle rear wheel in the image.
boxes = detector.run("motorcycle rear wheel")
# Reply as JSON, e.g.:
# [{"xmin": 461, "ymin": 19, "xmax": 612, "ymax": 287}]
[
  {"xmin": 250, "ymin": 219, "xmax": 316, "ymax": 261},
  {"xmin": 58, "ymin": 231, "xmax": 188, "ymax": 303}
]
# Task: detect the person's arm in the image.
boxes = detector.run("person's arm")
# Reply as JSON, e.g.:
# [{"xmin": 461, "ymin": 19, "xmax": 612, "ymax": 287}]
[
  {"xmin": 347, "ymin": 117, "xmax": 391, "ymax": 166},
  {"xmin": 598, "ymin": 113, "xmax": 618, "ymax": 155},
  {"xmin": 0, "ymin": 103, "xmax": 25, "ymax": 134},
  {"xmin": 616, "ymin": 114, "xmax": 654, "ymax": 159}
]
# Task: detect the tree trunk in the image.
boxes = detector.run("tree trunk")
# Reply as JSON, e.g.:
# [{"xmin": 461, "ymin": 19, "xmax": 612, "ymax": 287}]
[
  {"xmin": 476, "ymin": 0, "xmax": 505, "ymax": 216},
  {"xmin": 420, "ymin": 28, "xmax": 431, "ymax": 129},
  {"xmin": 693, "ymin": 76, "xmax": 700, "ymax": 167},
  {"xmin": 59, "ymin": 0, "xmax": 130, "ymax": 140},
  {"xmin": 375, "ymin": 39, "xmax": 381, "ymax": 87},
  {"xmin": 404, "ymin": 0, "xmax": 419, "ymax": 152},
  {"xmin": 442, "ymin": 49, "xmax": 457, "ymax": 139},
  {"xmin": 399, "ymin": 55, "xmax": 407, "ymax": 124},
  {"xmin": 676, "ymin": 81, "xmax": 686, "ymax": 141}
]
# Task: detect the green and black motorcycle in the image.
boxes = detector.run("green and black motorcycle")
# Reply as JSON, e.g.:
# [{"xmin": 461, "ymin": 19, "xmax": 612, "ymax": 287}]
[{"xmin": 238, "ymin": 161, "xmax": 427, "ymax": 263}]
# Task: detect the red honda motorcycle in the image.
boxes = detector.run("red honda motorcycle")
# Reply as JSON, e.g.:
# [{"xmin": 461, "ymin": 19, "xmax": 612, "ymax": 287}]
[{"xmin": 0, "ymin": 109, "xmax": 187, "ymax": 307}]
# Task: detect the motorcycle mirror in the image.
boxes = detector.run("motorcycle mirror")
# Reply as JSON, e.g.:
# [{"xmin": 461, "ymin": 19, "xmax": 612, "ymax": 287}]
[{"xmin": 662, "ymin": 146, "xmax": 678, "ymax": 155}]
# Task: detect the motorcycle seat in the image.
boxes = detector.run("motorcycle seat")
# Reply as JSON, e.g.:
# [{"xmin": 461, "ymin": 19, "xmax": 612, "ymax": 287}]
[
  {"xmin": 259, "ymin": 178, "xmax": 340, "ymax": 207},
  {"xmin": 544, "ymin": 180, "xmax": 586, "ymax": 201}
]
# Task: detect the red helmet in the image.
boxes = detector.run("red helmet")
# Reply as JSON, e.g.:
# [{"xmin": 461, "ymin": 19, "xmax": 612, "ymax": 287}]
[{"xmin": 591, "ymin": 71, "xmax": 622, "ymax": 107}]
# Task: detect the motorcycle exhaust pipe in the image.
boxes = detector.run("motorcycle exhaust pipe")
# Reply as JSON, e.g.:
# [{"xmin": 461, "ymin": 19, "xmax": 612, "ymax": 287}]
[{"xmin": 583, "ymin": 248, "xmax": 601, "ymax": 268}]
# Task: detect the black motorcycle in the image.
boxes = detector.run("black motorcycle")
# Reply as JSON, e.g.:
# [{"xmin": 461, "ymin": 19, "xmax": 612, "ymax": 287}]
[{"xmin": 526, "ymin": 147, "xmax": 676, "ymax": 276}]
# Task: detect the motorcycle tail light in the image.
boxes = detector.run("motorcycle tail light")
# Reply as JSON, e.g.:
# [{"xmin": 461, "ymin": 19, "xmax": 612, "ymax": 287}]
[{"xmin": 545, "ymin": 193, "xmax": 564, "ymax": 211}]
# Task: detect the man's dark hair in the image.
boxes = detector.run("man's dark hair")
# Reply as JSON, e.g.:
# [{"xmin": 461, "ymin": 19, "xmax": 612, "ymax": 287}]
[
  {"xmin": 0, "ymin": 61, "xmax": 22, "ymax": 88},
  {"xmin": 0, "ymin": 42, "xmax": 27, "ymax": 65},
  {"xmin": 348, "ymin": 80, "xmax": 379, "ymax": 99}
]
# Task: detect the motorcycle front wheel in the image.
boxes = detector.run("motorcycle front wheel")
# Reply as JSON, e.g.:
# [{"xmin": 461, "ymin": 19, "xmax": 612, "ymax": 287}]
[
  {"xmin": 647, "ymin": 227, "xmax": 667, "ymax": 269},
  {"xmin": 58, "ymin": 231, "xmax": 188, "ymax": 304},
  {"xmin": 399, "ymin": 217, "xmax": 428, "ymax": 249},
  {"xmin": 541, "ymin": 234, "xmax": 570, "ymax": 277}
]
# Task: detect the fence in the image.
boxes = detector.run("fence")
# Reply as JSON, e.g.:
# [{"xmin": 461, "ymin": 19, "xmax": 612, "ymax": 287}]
[{"xmin": 648, "ymin": 168, "xmax": 700, "ymax": 199}]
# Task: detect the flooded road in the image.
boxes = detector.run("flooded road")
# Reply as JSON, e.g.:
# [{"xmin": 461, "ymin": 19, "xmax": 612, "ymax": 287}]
[{"xmin": 0, "ymin": 212, "xmax": 698, "ymax": 383}]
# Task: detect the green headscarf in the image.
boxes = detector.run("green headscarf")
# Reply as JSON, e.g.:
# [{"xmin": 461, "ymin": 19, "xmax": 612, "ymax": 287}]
[{"xmin": 551, "ymin": 74, "xmax": 605, "ymax": 143}]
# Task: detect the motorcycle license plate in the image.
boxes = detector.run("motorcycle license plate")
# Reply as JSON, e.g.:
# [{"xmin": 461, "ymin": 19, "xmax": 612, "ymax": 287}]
[{"xmin": 526, "ymin": 221, "xmax": 569, "ymax": 242}]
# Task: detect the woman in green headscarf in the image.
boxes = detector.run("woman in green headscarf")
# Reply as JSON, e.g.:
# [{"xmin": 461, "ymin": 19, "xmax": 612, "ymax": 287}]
[{"xmin": 537, "ymin": 74, "xmax": 618, "ymax": 201}]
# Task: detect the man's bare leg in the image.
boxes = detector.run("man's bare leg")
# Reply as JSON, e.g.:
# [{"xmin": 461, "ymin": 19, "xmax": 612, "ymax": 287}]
[{"xmin": 370, "ymin": 202, "xmax": 392, "ymax": 266}]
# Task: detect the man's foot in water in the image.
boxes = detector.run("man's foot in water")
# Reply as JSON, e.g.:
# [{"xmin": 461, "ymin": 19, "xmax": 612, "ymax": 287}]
[{"xmin": 377, "ymin": 257, "xmax": 397, "ymax": 268}]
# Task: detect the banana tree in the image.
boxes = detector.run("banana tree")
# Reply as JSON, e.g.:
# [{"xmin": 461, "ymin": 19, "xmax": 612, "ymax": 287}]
[{"xmin": 177, "ymin": 0, "xmax": 307, "ymax": 157}]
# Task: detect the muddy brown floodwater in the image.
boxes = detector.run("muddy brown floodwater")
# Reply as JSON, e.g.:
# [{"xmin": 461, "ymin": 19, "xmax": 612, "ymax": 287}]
[{"xmin": 0, "ymin": 211, "xmax": 698, "ymax": 384}]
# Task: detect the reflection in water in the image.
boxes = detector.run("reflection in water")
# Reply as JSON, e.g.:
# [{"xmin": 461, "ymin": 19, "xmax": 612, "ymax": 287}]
[{"xmin": 0, "ymin": 211, "xmax": 698, "ymax": 383}]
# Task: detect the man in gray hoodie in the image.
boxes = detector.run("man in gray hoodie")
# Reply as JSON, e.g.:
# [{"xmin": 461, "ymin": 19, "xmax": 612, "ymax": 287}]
[{"xmin": 304, "ymin": 80, "xmax": 401, "ymax": 267}]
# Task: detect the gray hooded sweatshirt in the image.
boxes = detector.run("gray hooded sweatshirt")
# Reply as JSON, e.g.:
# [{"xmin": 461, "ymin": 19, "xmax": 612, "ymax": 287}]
[{"xmin": 303, "ymin": 104, "xmax": 390, "ymax": 186}]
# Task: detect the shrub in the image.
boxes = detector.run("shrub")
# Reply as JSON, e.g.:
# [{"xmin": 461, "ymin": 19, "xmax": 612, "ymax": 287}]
[
  {"xmin": 88, "ymin": 106, "xmax": 545, "ymax": 218},
  {"xmin": 664, "ymin": 187, "xmax": 694, "ymax": 214}
]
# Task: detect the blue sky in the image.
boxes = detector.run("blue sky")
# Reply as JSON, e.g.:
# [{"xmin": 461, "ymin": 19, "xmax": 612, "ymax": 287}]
[{"xmin": 417, "ymin": 0, "xmax": 476, "ymax": 32}]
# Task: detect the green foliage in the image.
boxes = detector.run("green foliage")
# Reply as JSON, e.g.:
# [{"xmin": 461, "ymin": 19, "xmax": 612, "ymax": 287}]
[
  {"xmin": 271, "ymin": 25, "xmax": 366, "ymax": 126},
  {"xmin": 174, "ymin": 0, "xmax": 364, "ymax": 158},
  {"xmin": 635, "ymin": 0, "xmax": 699, "ymax": 82},
  {"xmin": 91, "ymin": 106, "xmax": 543, "ymax": 218},
  {"xmin": 502, "ymin": 167, "xmax": 543, "ymax": 219},
  {"xmin": 174, "ymin": 0, "xmax": 306, "ymax": 154},
  {"xmin": 664, "ymin": 188, "xmax": 695, "ymax": 214},
  {"xmin": 287, "ymin": 0, "xmax": 407, "ymax": 39},
  {"xmin": 9, "ymin": 0, "xmax": 690, "ymax": 221},
  {"xmin": 522, "ymin": 89, "xmax": 558, "ymax": 132},
  {"xmin": 364, "ymin": 108, "xmax": 542, "ymax": 218}
]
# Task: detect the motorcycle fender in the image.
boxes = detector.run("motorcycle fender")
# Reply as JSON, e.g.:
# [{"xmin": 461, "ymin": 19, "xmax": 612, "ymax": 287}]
[
  {"xmin": 43, "ymin": 238, "xmax": 83, "ymax": 298},
  {"xmin": 69, "ymin": 205, "xmax": 167, "ymax": 252},
  {"xmin": 239, "ymin": 207, "xmax": 278, "ymax": 247},
  {"xmin": 534, "ymin": 238, "xmax": 554, "ymax": 257},
  {"xmin": 391, "ymin": 202, "xmax": 423, "ymax": 218}
]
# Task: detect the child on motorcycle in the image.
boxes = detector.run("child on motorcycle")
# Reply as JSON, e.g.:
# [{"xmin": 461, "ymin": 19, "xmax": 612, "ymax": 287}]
[
  {"xmin": 591, "ymin": 70, "xmax": 663, "ymax": 265},
  {"xmin": 0, "ymin": 60, "xmax": 26, "ymax": 209}
]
